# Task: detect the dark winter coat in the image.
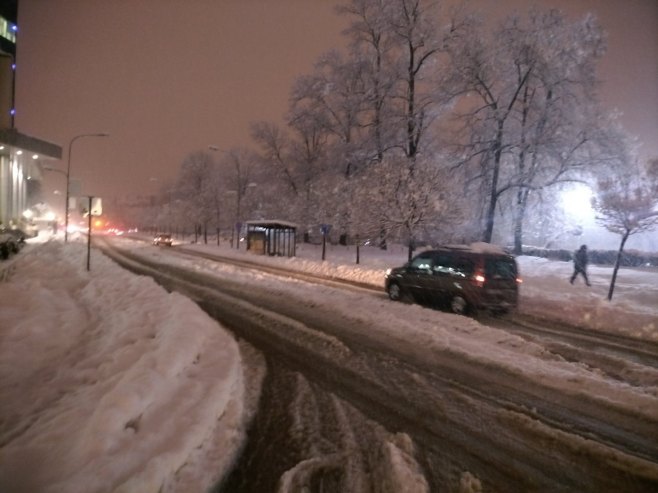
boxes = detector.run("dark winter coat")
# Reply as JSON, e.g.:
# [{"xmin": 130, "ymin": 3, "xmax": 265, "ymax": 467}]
[{"xmin": 574, "ymin": 246, "xmax": 588, "ymax": 270}]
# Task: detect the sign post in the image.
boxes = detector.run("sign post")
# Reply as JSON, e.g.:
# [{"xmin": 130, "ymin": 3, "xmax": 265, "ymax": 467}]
[
  {"xmin": 86, "ymin": 197, "xmax": 93, "ymax": 271},
  {"xmin": 83, "ymin": 196, "xmax": 102, "ymax": 271},
  {"xmin": 320, "ymin": 223, "xmax": 331, "ymax": 261}
]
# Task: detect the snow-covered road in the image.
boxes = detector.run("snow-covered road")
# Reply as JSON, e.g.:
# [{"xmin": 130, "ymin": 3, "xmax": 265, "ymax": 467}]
[
  {"xmin": 1, "ymin": 236, "xmax": 656, "ymax": 492},
  {"xmin": 103, "ymin": 237, "xmax": 658, "ymax": 492}
]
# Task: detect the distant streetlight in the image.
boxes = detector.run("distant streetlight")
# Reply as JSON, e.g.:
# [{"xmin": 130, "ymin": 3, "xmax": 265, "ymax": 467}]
[{"xmin": 64, "ymin": 133, "xmax": 109, "ymax": 242}]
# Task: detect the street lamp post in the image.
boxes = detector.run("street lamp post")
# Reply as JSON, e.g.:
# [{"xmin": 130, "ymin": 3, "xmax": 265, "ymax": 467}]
[{"xmin": 64, "ymin": 133, "xmax": 109, "ymax": 242}]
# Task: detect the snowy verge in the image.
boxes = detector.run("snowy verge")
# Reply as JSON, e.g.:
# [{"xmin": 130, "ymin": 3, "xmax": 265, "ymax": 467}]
[{"xmin": 0, "ymin": 242, "xmax": 247, "ymax": 493}]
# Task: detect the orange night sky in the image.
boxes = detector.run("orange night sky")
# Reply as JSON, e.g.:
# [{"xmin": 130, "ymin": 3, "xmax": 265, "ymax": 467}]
[{"xmin": 14, "ymin": 0, "xmax": 658, "ymax": 207}]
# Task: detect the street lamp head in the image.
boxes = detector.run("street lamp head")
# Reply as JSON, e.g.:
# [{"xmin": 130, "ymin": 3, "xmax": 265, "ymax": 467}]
[{"xmin": 71, "ymin": 132, "xmax": 110, "ymax": 143}]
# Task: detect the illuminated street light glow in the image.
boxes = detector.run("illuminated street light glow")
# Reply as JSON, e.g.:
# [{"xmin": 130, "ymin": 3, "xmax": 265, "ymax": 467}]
[
  {"xmin": 561, "ymin": 185, "xmax": 593, "ymax": 211},
  {"xmin": 560, "ymin": 184, "xmax": 596, "ymax": 226}
]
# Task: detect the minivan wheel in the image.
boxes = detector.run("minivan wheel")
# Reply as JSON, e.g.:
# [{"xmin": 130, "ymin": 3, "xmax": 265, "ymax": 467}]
[
  {"xmin": 450, "ymin": 295, "xmax": 468, "ymax": 315},
  {"xmin": 388, "ymin": 283, "xmax": 403, "ymax": 301}
]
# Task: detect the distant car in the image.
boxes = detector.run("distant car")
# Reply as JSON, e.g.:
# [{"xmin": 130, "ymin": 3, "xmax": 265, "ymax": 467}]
[
  {"xmin": 4, "ymin": 228, "xmax": 27, "ymax": 246},
  {"xmin": 385, "ymin": 244, "xmax": 521, "ymax": 316},
  {"xmin": 153, "ymin": 233, "xmax": 173, "ymax": 246}
]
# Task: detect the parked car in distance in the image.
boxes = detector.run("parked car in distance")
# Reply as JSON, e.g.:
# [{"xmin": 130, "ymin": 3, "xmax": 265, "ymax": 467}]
[
  {"xmin": 385, "ymin": 243, "xmax": 521, "ymax": 316},
  {"xmin": 4, "ymin": 228, "xmax": 27, "ymax": 246},
  {"xmin": 153, "ymin": 233, "xmax": 173, "ymax": 246}
]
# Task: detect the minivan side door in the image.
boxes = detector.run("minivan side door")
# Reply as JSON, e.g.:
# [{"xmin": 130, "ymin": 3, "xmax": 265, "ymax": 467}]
[
  {"xmin": 405, "ymin": 252, "xmax": 435, "ymax": 303},
  {"xmin": 430, "ymin": 253, "xmax": 474, "ymax": 303}
]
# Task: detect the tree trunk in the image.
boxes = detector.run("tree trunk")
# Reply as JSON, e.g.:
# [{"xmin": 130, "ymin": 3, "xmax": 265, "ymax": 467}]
[
  {"xmin": 407, "ymin": 238, "xmax": 414, "ymax": 263},
  {"xmin": 608, "ymin": 232, "xmax": 629, "ymax": 301},
  {"xmin": 483, "ymin": 123, "xmax": 504, "ymax": 243},
  {"xmin": 513, "ymin": 188, "xmax": 529, "ymax": 255}
]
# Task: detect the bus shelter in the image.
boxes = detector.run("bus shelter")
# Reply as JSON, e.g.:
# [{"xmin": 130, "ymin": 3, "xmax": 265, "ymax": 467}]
[{"xmin": 246, "ymin": 220, "xmax": 297, "ymax": 257}]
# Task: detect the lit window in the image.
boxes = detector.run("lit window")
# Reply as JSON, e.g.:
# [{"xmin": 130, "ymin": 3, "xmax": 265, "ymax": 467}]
[{"xmin": 0, "ymin": 17, "xmax": 17, "ymax": 43}]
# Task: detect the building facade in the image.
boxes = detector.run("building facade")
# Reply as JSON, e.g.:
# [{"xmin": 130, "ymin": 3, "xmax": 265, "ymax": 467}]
[{"xmin": 0, "ymin": 0, "xmax": 61, "ymax": 229}]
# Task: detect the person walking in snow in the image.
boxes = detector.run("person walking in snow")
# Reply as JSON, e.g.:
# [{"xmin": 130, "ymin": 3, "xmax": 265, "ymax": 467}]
[{"xmin": 570, "ymin": 244, "xmax": 591, "ymax": 286}]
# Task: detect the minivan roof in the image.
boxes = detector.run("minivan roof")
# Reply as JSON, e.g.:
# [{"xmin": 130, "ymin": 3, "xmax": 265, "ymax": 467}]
[{"xmin": 429, "ymin": 242, "xmax": 512, "ymax": 256}]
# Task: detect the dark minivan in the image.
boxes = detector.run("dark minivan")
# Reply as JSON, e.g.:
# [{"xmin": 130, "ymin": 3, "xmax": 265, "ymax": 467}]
[{"xmin": 385, "ymin": 243, "xmax": 521, "ymax": 315}]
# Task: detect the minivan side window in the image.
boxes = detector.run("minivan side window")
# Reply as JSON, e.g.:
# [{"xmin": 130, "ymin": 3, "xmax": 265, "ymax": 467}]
[
  {"xmin": 409, "ymin": 253, "xmax": 433, "ymax": 273},
  {"xmin": 431, "ymin": 254, "xmax": 474, "ymax": 278},
  {"xmin": 431, "ymin": 255, "xmax": 452, "ymax": 275},
  {"xmin": 451, "ymin": 258, "xmax": 474, "ymax": 278}
]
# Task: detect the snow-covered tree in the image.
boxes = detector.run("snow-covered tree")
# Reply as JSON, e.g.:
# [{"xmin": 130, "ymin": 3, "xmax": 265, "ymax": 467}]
[
  {"xmin": 243, "ymin": 0, "xmax": 644, "ymax": 261},
  {"xmin": 360, "ymin": 153, "xmax": 465, "ymax": 260},
  {"xmin": 593, "ymin": 158, "xmax": 658, "ymax": 301},
  {"xmin": 250, "ymin": 122, "xmax": 300, "ymax": 198},
  {"xmin": 172, "ymin": 150, "xmax": 216, "ymax": 243},
  {"xmin": 214, "ymin": 148, "xmax": 260, "ymax": 247},
  {"xmin": 445, "ymin": 9, "xmax": 607, "ymax": 249},
  {"xmin": 286, "ymin": 48, "xmax": 379, "ymax": 242},
  {"xmin": 339, "ymin": 0, "xmax": 457, "ymax": 165},
  {"xmin": 331, "ymin": 0, "xmax": 459, "ymax": 249},
  {"xmin": 289, "ymin": 50, "xmax": 367, "ymax": 178},
  {"xmin": 338, "ymin": 0, "xmax": 397, "ymax": 164},
  {"xmin": 251, "ymin": 117, "xmax": 329, "ymax": 232}
]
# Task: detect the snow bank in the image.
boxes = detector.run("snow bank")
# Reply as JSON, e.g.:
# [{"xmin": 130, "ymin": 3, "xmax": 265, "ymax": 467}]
[{"xmin": 0, "ymin": 242, "xmax": 246, "ymax": 493}]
